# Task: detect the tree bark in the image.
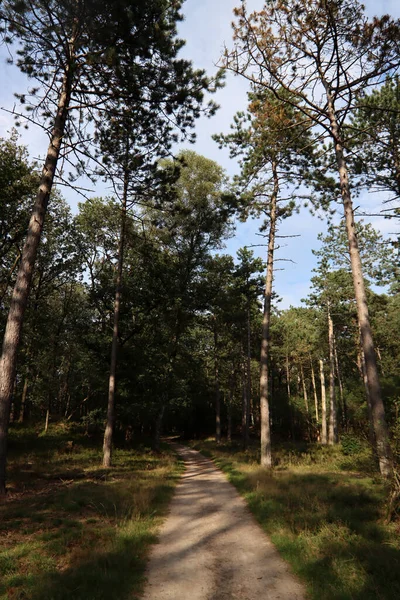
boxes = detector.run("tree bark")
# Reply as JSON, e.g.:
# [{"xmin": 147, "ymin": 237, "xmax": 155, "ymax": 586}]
[
  {"xmin": 310, "ymin": 354, "xmax": 319, "ymax": 423},
  {"xmin": 103, "ymin": 172, "xmax": 128, "ymax": 468},
  {"xmin": 260, "ymin": 161, "xmax": 278, "ymax": 468},
  {"xmin": 214, "ymin": 324, "xmax": 221, "ymax": 444},
  {"xmin": 227, "ymin": 365, "xmax": 235, "ymax": 443},
  {"xmin": 359, "ymin": 340, "xmax": 375, "ymax": 448},
  {"xmin": 328, "ymin": 305, "xmax": 338, "ymax": 444},
  {"xmin": 19, "ymin": 377, "xmax": 28, "ymax": 424},
  {"xmin": 326, "ymin": 90, "xmax": 392, "ymax": 475},
  {"xmin": 286, "ymin": 352, "xmax": 291, "ymax": 400},
  {"xmin": 319, "ymin": 359, "xmax": 327, "ymax": 445},
  {"xmin": 242, "ymin": 359, "xmax": 249, "ymax": 449},
  {"xmin": 246, "ymin": 305, "xmax": 252, "ymax": 432},
  {"xmin": 334, "ymin": 336, "xmax": 347, "ymax": 429},
  {"xmin": 0, "ymin": 68, "xmax": 72, "ymax": 494},
  {"xmin": 300, "ymin": 364, "xmax": 309, "ymax": 414},
  {"xmin": 44, "ymin": 407, "xmax": 50, "ymax": 433}
]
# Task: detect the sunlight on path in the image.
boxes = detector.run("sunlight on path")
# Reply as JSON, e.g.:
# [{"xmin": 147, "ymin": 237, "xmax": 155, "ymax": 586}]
[{"xmin": 142, "ymin": 445, "xmax": 305, "ymax": 600}]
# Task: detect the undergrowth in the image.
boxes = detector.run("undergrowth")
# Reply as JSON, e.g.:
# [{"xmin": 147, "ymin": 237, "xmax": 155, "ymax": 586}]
[
  {"xmin": 1, "ymin": 423, "xmax": 181, "ymax": 600},
  {"xmin": 191, "ymin": 438, "xmax": 400, "ymax": 600}
]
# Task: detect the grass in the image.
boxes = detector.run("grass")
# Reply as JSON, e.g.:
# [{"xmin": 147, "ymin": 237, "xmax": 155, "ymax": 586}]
[
  {"xmin": 1, "ymin": 423, "xmax": 182, "ymax": 600},
  {"xmin": 190, "ymin": 438, "xmax": 400, "ymax": 600}
]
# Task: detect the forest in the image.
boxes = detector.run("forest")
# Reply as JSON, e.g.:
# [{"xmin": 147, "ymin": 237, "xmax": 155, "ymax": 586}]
[{"xmin": 0, "ymin": 1, "xmax": 400, "ymax": 599}]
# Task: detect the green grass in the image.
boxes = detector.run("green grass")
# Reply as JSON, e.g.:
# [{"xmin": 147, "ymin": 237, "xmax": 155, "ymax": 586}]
[
  {"xmin": 1, "ymin": 423, "xmax": 182, "ymax": 600},
  {"xmin": 190, "ymin": 438, "xmax": 400, "ymax": 600}
]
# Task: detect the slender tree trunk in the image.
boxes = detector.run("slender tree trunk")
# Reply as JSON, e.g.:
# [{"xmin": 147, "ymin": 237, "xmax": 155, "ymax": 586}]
[
  {"xmin": 242, "ymin": 370, "xmax": 247, "ymax": 448},
  {"xmin": 19, "ymin": 377, "xmax": 28, "ymax": 424},
  {"xmin": 376, "ymin": 347, "xmax": 385, "ymax": 375},
  {"xmin": 319, "ymin": 359, "xmax": 327, "ymax": 444},
  {"xmin": 359, "ymin": 336, "xmax": 375, "ymax": 447},
  {"xmin": 103, "ymin": 173, "xmax": 128, "ymax": 467},
  {"xmin": 328, "ymin": 305, "xmax": 338, "ymax": 444},
  {"xmin": 310, "ymin": 354, "xmax": 319, "ymax": 423},
  {"xmin": 214, "ymin": 325, "xmax": 221, "ymax": 444},
  {"xmin": 227, "ymin": 365, "xmax": 235, "ymax": 443},
  {"xmin": 333, "ymin": 337, "xmax": 347, "ymax": 429},
  {"xmin": 242, "ymin": 359, "xmax": 249, "ymax": 449},
  {"xmin": 260, "ymin": 161, "xmax": 278, "ymax": 468},
  {"xmin": 246, "ymin": 305, "xmax": 252, "ymax": 432},
  {"xmin": 286, "ymin": 352, "xmax": 291, "ymax": 400},
  {"xmin": 44, "ymin": 407, "xmax": 50, "ymax": 433},
  {"xmin": 64, "ymin": 393, "xmax": 71, "ymax": 419},
  {"xmin": 300, "ymin": 364, "xmax": 309, "ymax": 414},
  {"xmin": 326, "ymin": 90, "xmax": 392, "ymax": 476},
  {"xmin": 0, "ymin": 68, "xmax": 72, "ymax": 494}
]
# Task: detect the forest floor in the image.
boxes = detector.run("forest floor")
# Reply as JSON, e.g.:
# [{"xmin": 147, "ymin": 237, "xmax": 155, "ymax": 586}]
[
  {"xmin": 0, "ymin": 423, "xmax": 182, "ymax": 600},
  {"xmin": 190, "ymin": 438, "xmax": 400, "ymax": 600},
  {"xmin": 142, "ymin": 444, "xmax": 305, "ymax": 600}
]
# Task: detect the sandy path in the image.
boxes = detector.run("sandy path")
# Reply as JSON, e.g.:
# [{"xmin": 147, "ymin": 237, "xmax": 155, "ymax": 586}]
[{"xmin": 142, "ymin": 445, "xmax": 305, "ymax": 600}]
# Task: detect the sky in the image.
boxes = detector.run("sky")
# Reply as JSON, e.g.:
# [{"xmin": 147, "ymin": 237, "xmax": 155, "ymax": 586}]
[{"xmin": 0, "ymin": 0, "xmax": 399, "ymax": 308}]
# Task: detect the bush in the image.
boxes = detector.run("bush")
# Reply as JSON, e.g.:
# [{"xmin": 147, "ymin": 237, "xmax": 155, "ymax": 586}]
[{"xmin": 341, "ymin": 433, "xmax": 363, "ymax": 456}]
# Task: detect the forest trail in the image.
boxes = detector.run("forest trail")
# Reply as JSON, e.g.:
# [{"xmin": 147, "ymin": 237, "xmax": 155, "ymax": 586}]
[{"xmin": 142, "ymin": 445, "xmax": 305, "ymax": 600}]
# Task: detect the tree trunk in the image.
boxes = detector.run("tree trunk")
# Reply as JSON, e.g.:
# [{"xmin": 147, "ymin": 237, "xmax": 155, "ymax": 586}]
[
  {"xmin": 359, "ymin": 341, "xmax": 375, "ymax": 448},
  {"xmin": 246, "ymin": 305, "xmax": 252, "ymax": 431},
  {"xmin": 19, "ymin": 377, "xmax": 28, "ymax": 424},
  {"xmin": 376, "ymin": 347, "xmax": 385, "ymax": 375},
  {"xmin": 0, "ymin": 68, "xmax": 72, "ymax": 494},
  {"xmin": 9, "ymin": 379, "xmax": 17, "ymax": 425},
  {"xmin": 328, "ymin": 306, "xmax": 338, "ymax": 444},
  {"xmin": 326, "ymin": 89, "xmax": 392, "ymax": 476},
  {"xmin": 227, "ymin": 365, "xmax": 235, "ymax": 443},
  {"xmin": 334, "ymin": 336, "xmax": 347, "ymax": 429},
  {"xmin": 319, "ymin": 359, "xmax": 327, "ymax": 445},
  {"xmin": 214, "ymin": 325, "xmax": 221, "ymax": 444},
  {"xmin": 103, "ymin": 172, "xmax": 128, "ymax": 468},
  {"xmin": 260, "ymin": 161, "xmax": 278, "ymax": 468},
  {"xmin": 310, "ymin": 355, "xmax": 319, "ymax": 423},
  {"xmin": 300, "ymin": 364, "xmax": 309, "ymax": 414},
  {"xmin": 286, "ymin": 352, "xmax": 291, "ymax": 400},
  {"xmin": 242, "ymin": 359, "xmax": 249, "ymax": 449},
  {"xmin": 44, "ymin": 408, "xmax": 50, "ymax": 433}
]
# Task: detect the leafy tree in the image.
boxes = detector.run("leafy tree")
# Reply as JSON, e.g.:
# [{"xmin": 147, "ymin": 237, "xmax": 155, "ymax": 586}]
[
  {"xmin": 350, "ymin": 76, "xmax": 400, "ymax": 202},
  {"xmin": 0, "ymin": 132, "xmax": 37, "ymax": 303},
  {"xmin": 0, "ymin": 0, "xmax": 218, "ymax": 493},
  {"xmin": 215, "ymin": 87, "xmax": 314, "ymax": 466},
  {"xmin": 222, "ymin": 0, "xmax": 400, "ymax": 477}
]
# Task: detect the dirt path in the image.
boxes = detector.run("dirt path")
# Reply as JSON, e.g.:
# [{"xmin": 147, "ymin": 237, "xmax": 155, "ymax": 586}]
[{"xmin": 142, "ymin": 445, "xmax": 305, "ymax": 600}]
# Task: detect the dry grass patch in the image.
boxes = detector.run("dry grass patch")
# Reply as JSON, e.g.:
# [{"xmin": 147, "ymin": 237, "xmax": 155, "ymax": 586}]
[{"xmin": 1, "ymin": 424, "xmax": 181, "ymax": 600}]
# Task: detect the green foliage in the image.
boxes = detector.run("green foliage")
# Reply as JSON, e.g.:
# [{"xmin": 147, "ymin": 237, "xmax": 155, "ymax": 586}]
[
  {"xmin": 349, "ymin": 76, "xmax": 400, "ymax": 201},
  {"xmin": 341, "ymin": 433, "xmax": 364, "ymax": 456},
  {"xmin": 0, "ymin": 131, "xmax": 38, "ymax": 301}
]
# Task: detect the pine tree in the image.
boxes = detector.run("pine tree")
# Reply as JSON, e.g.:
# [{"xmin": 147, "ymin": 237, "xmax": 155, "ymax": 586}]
[
  {"xmin": 0, "ymin": 0, "xmax": 217, "ymax": 494},
  {"xmin": 222, "ymin": 0, "xmax": 399, "ymax": 477},
  {"xmin": 215, "ymin": 88, "xmax": 314, "ymax": 466}
]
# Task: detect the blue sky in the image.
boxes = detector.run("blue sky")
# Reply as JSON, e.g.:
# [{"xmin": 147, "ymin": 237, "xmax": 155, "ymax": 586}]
[{"xmin": 0, "ymin": 0, "xmax": 399, "ymax": 308}]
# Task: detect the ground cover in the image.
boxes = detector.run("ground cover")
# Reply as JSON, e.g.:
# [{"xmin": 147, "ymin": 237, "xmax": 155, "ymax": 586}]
[
  {"xmin": 190, "ymin": 438, "xmax": 400, "ymax": 600},
  {"xmin": 0, "ymin": 424, "xmax": 181, "ymax": 600}
]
